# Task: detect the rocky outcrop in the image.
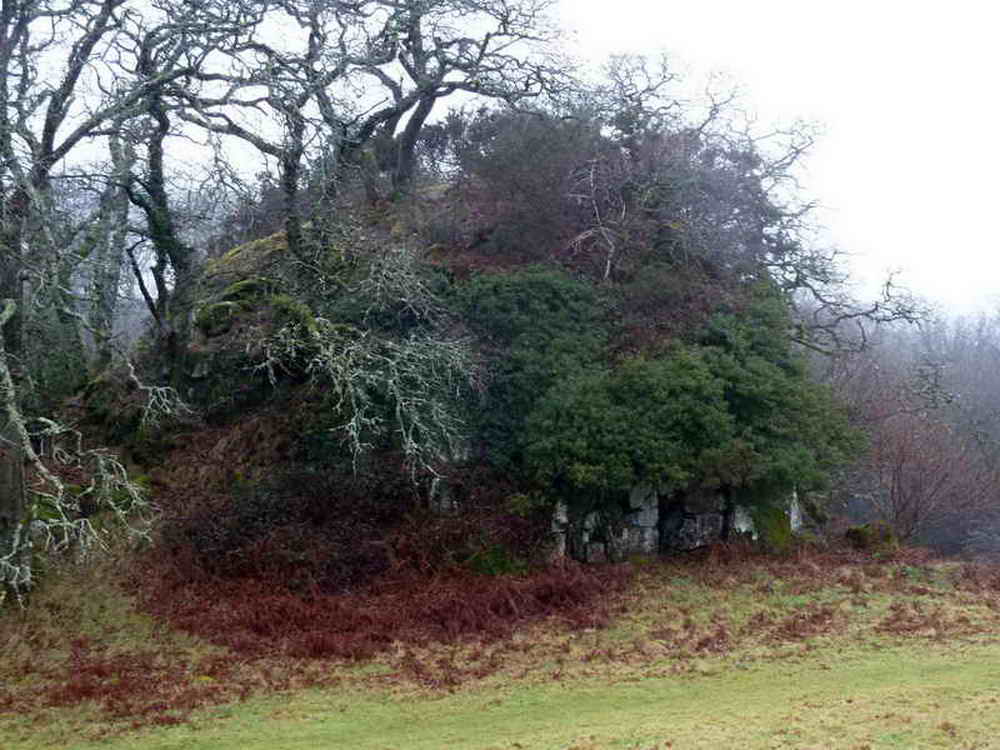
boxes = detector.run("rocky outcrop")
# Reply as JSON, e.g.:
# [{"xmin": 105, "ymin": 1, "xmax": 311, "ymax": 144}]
[{"xmin": 558, "ymin": 487, "xmax": 803, "ymax": 562}]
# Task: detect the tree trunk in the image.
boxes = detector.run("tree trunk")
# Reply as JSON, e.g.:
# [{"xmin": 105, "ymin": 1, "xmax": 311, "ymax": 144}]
[
  {"xmin": 131, "ymin": 88, "xmax": 197, "ymax": 382},
  {"xmin": 280, "ymin": 106, "xmax": 307, "ymax": 257},
  {"xmin": 90, "ymin": 132, "xmax": 131, "ymax": 369},
  {"xmin": 392, "ymin": 94, "xmax": 436, "ymax": 192},
  {"xmin": 0, "ymin": 186, "xmax": 28, "ymax": 359},
  {"xmin": 0, "ymin": 425, "xmax": 25, "ymax": 577},
  {"xmin": 283, "ymin": 151, "xmax": 304, "ymax": 257},
  {"xmin": 0, "ymin": 299, "xmax": 26, "ymax": 597}
]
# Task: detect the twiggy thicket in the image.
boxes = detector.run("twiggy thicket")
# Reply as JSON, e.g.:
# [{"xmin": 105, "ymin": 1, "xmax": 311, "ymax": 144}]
[{"xmin": 0, "ymin": 0, "xmax": 997, "ymax": 608}]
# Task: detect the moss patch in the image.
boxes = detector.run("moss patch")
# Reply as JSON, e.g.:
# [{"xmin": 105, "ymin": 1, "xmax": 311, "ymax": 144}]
[
  {"xmin": 751, "ymin": 503, "xmax": 794, "ymax": 555},
  {"xmin": 203, "ymin": 233, "xmax": 289, "ymax": 285},
  {"xmin": 194, "ymin": 301, "xmax": 242, "ymax": 338},
  {"xmin": 846, "ymin": 521, "xmax": 899, "ymax": 554},
  {"xmin": 269, "ymin": 294, "xmax": 317, "ymax": 334},
  {"xmin": 219, "ymin": 277, "xmax": 282, "ymax": 304}
]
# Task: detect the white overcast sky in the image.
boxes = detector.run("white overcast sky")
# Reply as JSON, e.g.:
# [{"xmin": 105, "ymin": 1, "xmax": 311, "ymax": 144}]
[{"xmin": 557, "ymin": 0, "xmax": 998, "ymax": 316}]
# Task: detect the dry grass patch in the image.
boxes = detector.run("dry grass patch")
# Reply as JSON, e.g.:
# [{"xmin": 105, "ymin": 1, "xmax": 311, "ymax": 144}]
[{"xmin": 4, "ymin": 544, "xmax": 1000, "ymax": 747}]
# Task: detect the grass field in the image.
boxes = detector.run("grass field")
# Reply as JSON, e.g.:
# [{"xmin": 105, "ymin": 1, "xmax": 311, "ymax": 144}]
[{"xmin": 4, "ymin": 551, "xmax": 1000, "ymax": 749}]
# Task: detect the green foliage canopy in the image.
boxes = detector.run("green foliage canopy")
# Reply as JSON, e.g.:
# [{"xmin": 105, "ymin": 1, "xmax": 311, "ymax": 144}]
[
  {"xmin": 697, "ymin": 294, "xmax": 862, "ymax": 504},
  {"xmin": 454, "ymin": 267, "xmax": 609, "ymax": 470},
  {"xmin": 524, "ymin": 352, "xmax": 732, "ymax": 498},
  {"xmin": 523, "ymin": 291, "xmax": 861, "ymax": 516}
]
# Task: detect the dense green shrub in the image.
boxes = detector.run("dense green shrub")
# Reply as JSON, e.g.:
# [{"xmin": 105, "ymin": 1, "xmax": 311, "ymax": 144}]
[
  {"xmin": 845, "ymin": 521, "xmax": 899, "ymax": 553},
  {"xmin": 694, "ymin": 291, "xmax": 863, "ymax": 506},
  {"xmin": 524, "ymin": 351, "xmax": 731, "ymax": 497},
  {"xmin": 453, "ymin": 267, "xmax": 609, "ymax": 471},
  {"xmin": 522, "ymin": 287, "xmax": 861, "ymax": 545}
]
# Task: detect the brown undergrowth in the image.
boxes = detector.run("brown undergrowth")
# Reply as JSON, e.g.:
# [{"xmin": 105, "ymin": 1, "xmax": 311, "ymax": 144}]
[
  {"xmin": 0, "ymin": 404, "xmax": 630, "ymax": 733},
  {"xmin": 134, "ymin": 563, "xmax": 628, "ymax": 661},
  {"xmin": 0, "ymin": 550, "xmax": 630, "ymax": 735},
  {"xmin": 138, "ymin": 405, "xmax": 623, "ymax": 663},
  {"xmin": 5, "ymin": 542, "xmax": 1000, "ymax": 740},
  {"xmin": 6, "ymin": 410, "xmax": 1000, "ymax": 737}
]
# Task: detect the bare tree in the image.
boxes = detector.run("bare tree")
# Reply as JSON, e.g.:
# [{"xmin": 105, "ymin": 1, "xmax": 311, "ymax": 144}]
[
  {"xmin": 1, "ymin": 0, "xmax": 125, "ymax": 359},
  {"xmin": 0, "ymin": 0, "xmax": 207, "ymax": 592},
  {"xmin": 172, "ymin": 0, "xmax": 395, "ymax": 254},
  {"xmin": 81, "ymin": 0, "xmax": 263, "ymax": 374},
  {"xmin": 821, "ymin": 319, "xmax": 1000, "ymax": 547},
  {"xmin": 341, "ymin": 0, "xmax": 566, "ymax": 191},
  {"xmin": 169, "ymin": 0, "xmax": 565, "ymax": 260},
  {"xmin": 80, "ymin": 126, "xmax": 134, "ymax": 368},
  {"xmin": 0, "ymin": 0, "xmax": 130, "ymax": 580},
  {"xmin": 859, "ymin": 408, "xmax": 994, "ymax": 543}
]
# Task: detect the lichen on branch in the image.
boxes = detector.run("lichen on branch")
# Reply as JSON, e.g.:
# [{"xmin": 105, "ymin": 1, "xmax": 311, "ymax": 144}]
[{"xmin": 0, "ymin": 300, "xmax": 154, "ymax": 605}]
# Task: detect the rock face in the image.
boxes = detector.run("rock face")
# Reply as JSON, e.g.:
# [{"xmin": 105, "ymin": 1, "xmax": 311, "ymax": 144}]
[
  {"xmin": 625, "ymin": 486, "xmax": 660, "ymax": 554},
  {"xmin": 182, "ymin": 232, "xmax": 327, "ymax": 417},
  {"xmin": 562, "ymin": 488, "xmax": 803, "ymax": 562}
]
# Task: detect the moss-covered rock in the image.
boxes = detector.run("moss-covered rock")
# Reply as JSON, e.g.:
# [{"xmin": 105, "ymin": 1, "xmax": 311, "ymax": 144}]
[
  {"xmin": 219, "ymin": 276, "xmax": 282, "ymax": 303},
  {"xmin": 183, "ymin": 340, "xmax": 278, "ymax": 420},
  {"xmin": 185, "ymin": 293, "xmax": 321, "ymax": 419},
  {"xmin": 194, "ymin": 301, "xmax": 242, "ymax": 337},
  {"xmin": 178, "ymin": 223, "xmax": 364, "ymax": 423},
  {"xmin": 203, "ymin": 233, "xmax": 290, "ymax": 286},
  {"xmin": 270, "ymin": 294, "xmax": 318, "ymax": 334},
  {"xmin": 751, "ymin": 503, "xmax": 794, "ymax": 555}
]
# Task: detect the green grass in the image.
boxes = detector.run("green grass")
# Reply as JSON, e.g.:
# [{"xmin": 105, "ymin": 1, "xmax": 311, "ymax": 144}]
[
  {"xmin": 8, "ymin": 640, "xmax": 1000, "ymax": 749},
  {"xmin": 5, "ymin": 552, "xmax": 1000, "ymax": 749}
]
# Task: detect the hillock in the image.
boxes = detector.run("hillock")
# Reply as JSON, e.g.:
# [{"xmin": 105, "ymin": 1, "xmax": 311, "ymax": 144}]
[{"xmin": 1, "ymin": 5, "xmax": 996, "ymax": 746}]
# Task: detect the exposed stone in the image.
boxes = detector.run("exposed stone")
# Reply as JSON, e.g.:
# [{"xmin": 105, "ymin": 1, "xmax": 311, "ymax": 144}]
[
  {"xmin": 550, "ymin": 487, "xmax": 805, "ymax": 561},
  {"xmin": 734, "ymin": 506, "xmax": 755, "ymax": 537},
  {"xmin": 789, "ymin": 490, "xmax": 803, "ymax": 531},
  {"xmin": 626, "ymin": 525, "xmax": 659, "ymax": 555},
  {"xmin": 550, "ymin": 500, "xmax": 568, "ymax": 561},
  {"xmin": 666, "ymin": 511, "xmax": 724, "ymax": 551}
]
